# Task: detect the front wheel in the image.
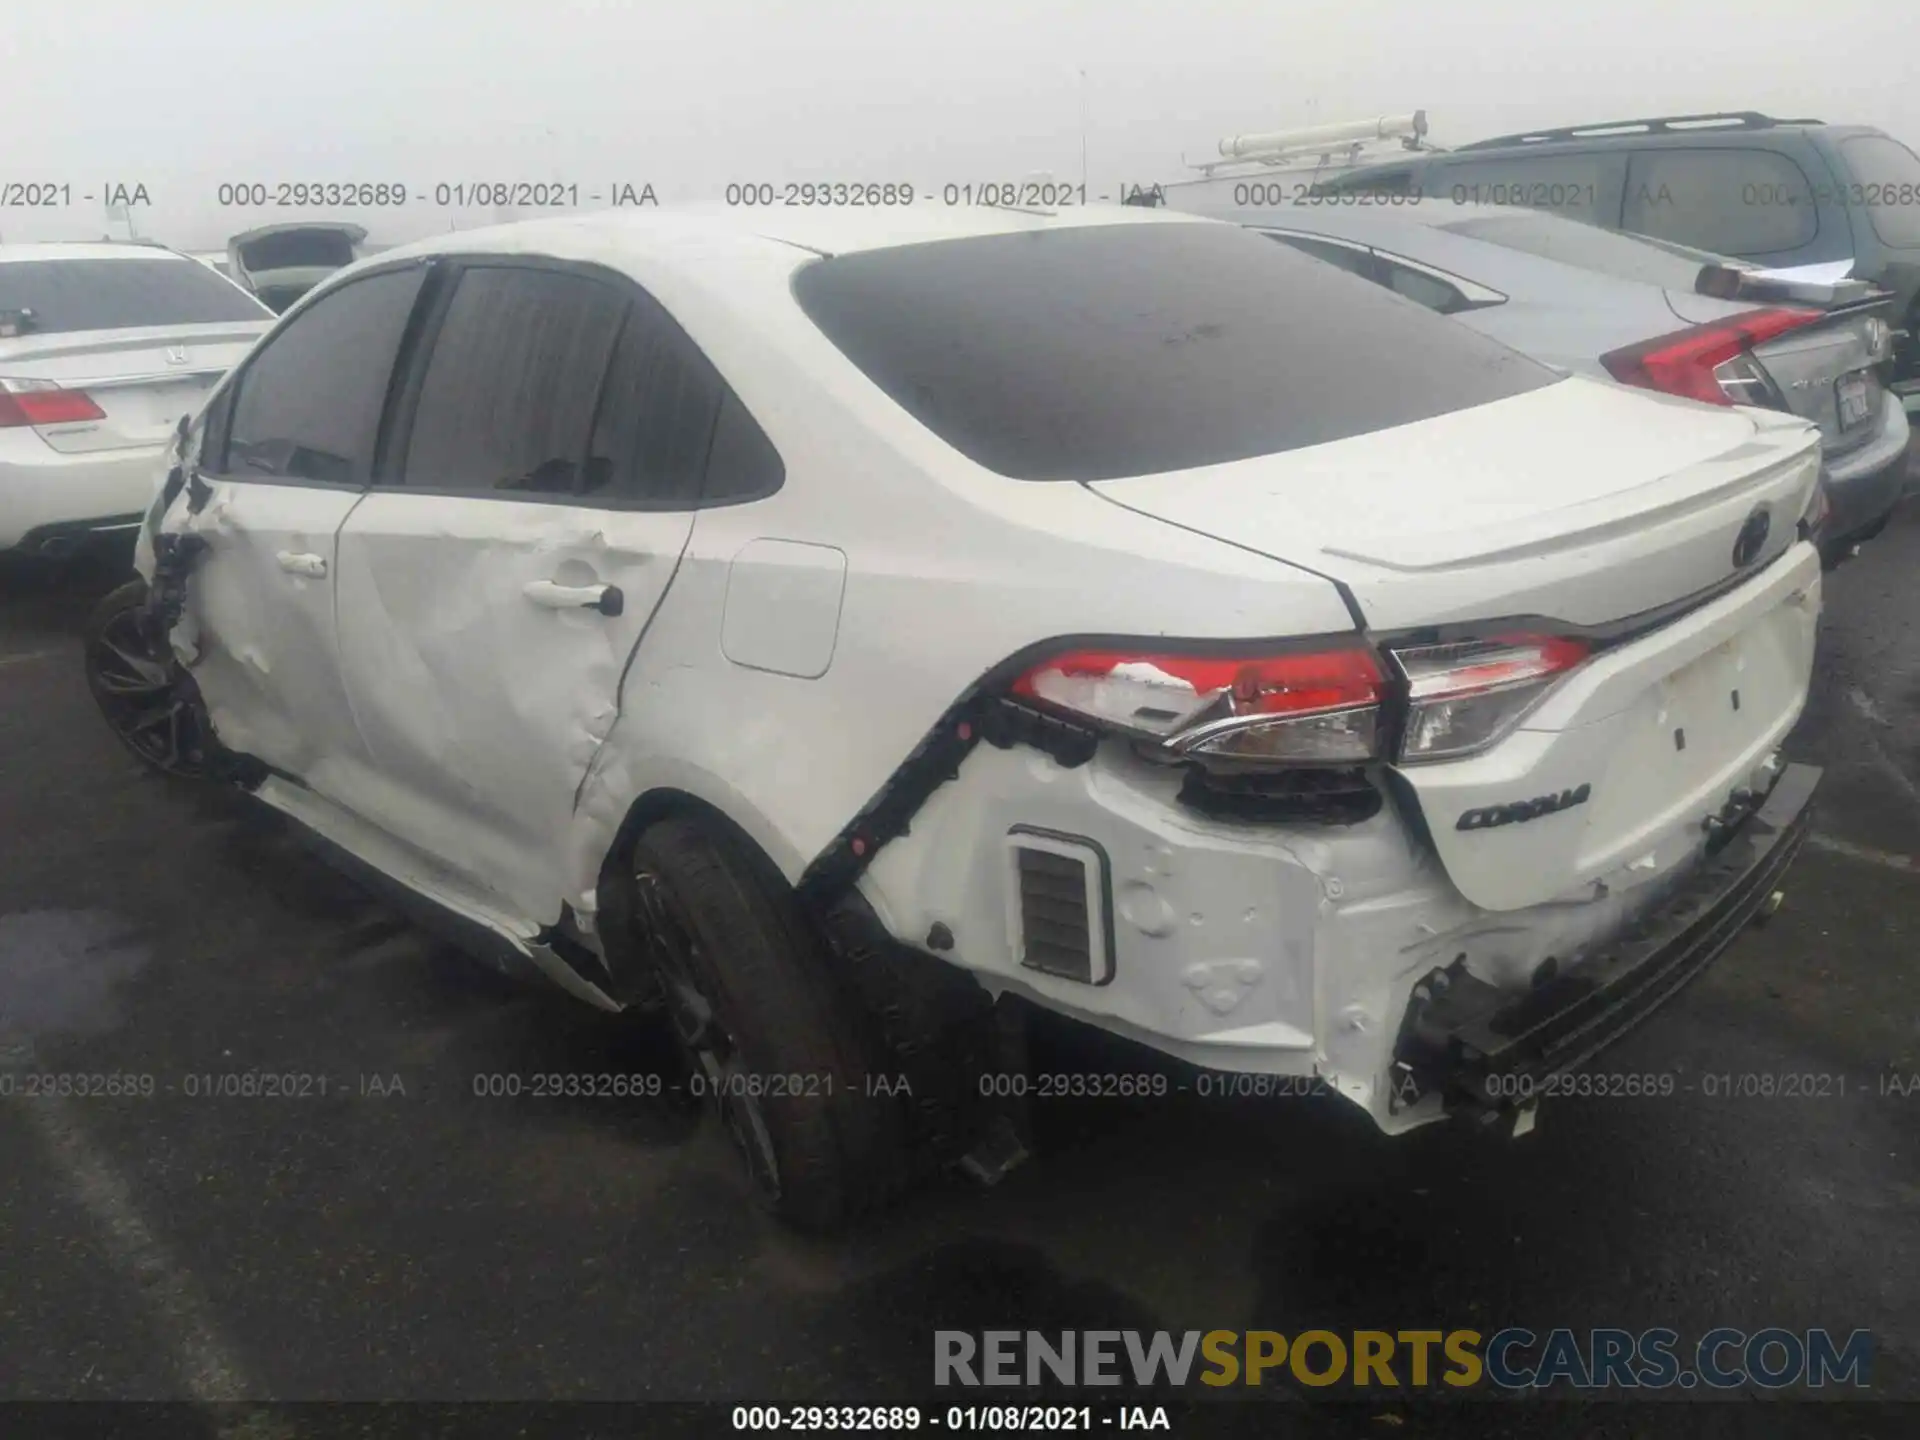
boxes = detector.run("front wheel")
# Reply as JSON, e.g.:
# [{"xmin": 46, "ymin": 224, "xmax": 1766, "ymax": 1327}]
[{"xmin": 83, "ymin": 578, "xmax": 210, "ymax": 779}]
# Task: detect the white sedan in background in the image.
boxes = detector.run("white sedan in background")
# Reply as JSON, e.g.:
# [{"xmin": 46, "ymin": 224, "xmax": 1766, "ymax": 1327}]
[{"xmin": 1, "ymin": 243, "xmax": 272, "ymax": 559}]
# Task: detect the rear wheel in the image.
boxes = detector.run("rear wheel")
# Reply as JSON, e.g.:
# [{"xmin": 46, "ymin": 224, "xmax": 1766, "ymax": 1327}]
[
  {"xmin": 627, "ymin": 815, "xmax": 900, "ymax": 1231},
  {"xmin": 83, "ymin": 578, "xmax": 210, "ymax": 779}
]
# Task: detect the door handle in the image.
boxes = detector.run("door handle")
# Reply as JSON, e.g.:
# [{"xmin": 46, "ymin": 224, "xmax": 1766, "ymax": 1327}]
[
  {"xmin": 522, "ymin": 579, "xmax": 624, "ymax": 616},
  {"xmin": 276, "ymin": 551, "xmax": 327, "ymax": 578}
]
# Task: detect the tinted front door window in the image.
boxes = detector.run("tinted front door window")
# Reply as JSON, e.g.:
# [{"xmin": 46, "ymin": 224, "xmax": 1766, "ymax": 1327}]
[{"xmin": 222, "ymin": 265, "xmax": 426, "ymax": 483}]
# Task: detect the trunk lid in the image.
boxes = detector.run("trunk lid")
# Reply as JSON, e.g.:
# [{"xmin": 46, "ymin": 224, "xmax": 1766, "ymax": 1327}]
[
  {"xmin": 0, "ymin": 322, "xmax": 263, "ymax": 454},
  {"xmin": 227, "ymin": 223, "xmax": 365, "ymax": 301},
  {"xmin": 1087, "ymin": 375, "xmax": 1821, "ymax": 630},
  {"xmin": 1087, "ymin": 375, "xmax": 1824, "ymax": 913},
  {"xmin": 1386, "ymin": 539, "xmax": 1820, "ymax": 911}
]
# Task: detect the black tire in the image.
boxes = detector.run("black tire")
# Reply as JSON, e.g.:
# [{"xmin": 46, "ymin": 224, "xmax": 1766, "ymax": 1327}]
[
  {"xmin": 83, "ymin": 577, "xmax": 210, "ymax": 780},
  {"xmin": 627, "ymin": 814, "xmax": 901, "ymax": 1232}
]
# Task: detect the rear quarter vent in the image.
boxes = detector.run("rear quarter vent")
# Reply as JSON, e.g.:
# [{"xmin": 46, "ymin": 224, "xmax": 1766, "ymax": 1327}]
[{"xmin": 1005, "ymin": 828, "xmax": 1115, "ymax": 985}]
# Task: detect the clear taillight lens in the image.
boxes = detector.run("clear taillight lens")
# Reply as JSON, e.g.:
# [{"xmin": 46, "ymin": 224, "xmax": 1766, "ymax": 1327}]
[
  {"xmin": 1392, "ymin": 634, "xmax": 1590, "ymax": 763},
  {"xmin": 1009, "ymin": 645, "xmax": 1388, "ymax": 765},
  {"xmin": 1712, "ymin": 351, "xmax": 1789, "ymax": 410}
]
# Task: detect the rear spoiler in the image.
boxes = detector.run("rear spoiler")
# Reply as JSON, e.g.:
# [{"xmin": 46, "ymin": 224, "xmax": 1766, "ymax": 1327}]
[{"xmin": 1695, "ymin": 262, "xmax": 1890, "ymax": 314}]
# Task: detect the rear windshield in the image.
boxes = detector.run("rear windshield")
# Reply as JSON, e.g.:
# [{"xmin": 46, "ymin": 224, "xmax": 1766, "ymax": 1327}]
[
  {"xmin": 236, "ymin": 230, "xmax": 357, "ymax": 272},
  {"xmin": 0, "ymin": 257, "xmax": 269, "ymax": 334},
  {"xmin": 790, "ymin": 221, "xmax": 1555, "ymax": 481},
  {"xmin": 1440, "ymin": 211, "xmax": 1723, "ymax": 290}
]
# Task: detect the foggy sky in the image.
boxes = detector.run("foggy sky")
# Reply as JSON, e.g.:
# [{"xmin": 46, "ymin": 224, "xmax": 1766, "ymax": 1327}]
[{"xmin": 3, "ymin": 0, "xmax": 1915, "ymax": 249}]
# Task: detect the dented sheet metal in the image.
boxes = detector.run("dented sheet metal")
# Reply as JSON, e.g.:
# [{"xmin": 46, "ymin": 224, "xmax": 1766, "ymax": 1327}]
[{"xmin": 323, "ymin": 493, "xmax": 696, "ymax": 926}]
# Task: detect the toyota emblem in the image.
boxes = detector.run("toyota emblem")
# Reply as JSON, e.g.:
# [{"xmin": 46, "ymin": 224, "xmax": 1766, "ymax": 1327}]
[
  {"xmin": 165, "ymin": 344, "xmax": 190, "ymax": 365},
  {"xmin": 1732, "ymin": 505, "xmax": 1772, "ymax": 568}
]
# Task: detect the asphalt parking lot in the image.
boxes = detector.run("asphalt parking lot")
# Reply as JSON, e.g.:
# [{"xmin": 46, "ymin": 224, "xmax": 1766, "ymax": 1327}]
[{"xmin": 2, "ymin": 483, "xmax": 1918, "ymax": 1428}]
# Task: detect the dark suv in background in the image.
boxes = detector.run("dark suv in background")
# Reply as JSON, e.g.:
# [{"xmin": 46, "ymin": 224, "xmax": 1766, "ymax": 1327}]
[{"xmin": 1317, "ymin": 112, "xmax": 1920, "ymax": 409}]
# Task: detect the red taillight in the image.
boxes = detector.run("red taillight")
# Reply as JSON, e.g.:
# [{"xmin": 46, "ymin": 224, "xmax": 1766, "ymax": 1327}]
[
  {"xmin": 1600, "ymin": 308, "xmax": 1822, "ymax": 406},
  {"xmin": 1009, "ymin": 644, "xmax": 1387, "ymax": 763},
  {"xmin": 0, "ymin": 381, "xmax": 108, "ymax": 428}
]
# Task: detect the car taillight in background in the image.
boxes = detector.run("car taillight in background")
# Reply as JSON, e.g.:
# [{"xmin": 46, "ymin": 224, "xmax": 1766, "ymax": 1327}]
[
  {"xmin": 1006, "ymin": 632, "xmax": 1592, "ymax": 768},
  {"xmin": 1600, "ymin": 308, "xmax": 1823, "ymax": 408},
  {"xmin": 0, "ymin": 377, "xmax": 108, "ymax": 428}
]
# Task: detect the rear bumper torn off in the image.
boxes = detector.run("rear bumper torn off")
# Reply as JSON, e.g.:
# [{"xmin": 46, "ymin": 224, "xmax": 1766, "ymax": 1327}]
[{"xmin": 1390, "ymin": 762, "xmax": 1819, "ymax": 1121}]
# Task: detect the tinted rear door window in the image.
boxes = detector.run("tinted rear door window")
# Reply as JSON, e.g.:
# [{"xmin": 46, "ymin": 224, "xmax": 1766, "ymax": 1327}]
[
  {"xmin": 583, "ymin": 293, "xmax": 785, "ymax": 507},
  {"xmin": 1622, "ymin": 148, "xmax": 1818, "ymax": 256},
  {"xmin": 222, "ymin": 266, "xmax": 426, "ymax": 485},
  {"xmin": 1837, "ymin": 135, "xmax": 1920, "ymax": 247},
  {"xmin": 701, "ymin": 390, "xmax": 785, "ymax": 503},
  {"xmin": 583, "ymin": 294, "xmax": 720, "ymax": 506},
  {"xmin": 402, "ymin": 266, "xmax": 625, "ymax": 495},
  {"xmin": 0, "ymin": 258, "xmax": 269, "ymax": 334},
  {"xmin": 790, "ymin": 222, "xmax": 1554, "ymax": 482}
]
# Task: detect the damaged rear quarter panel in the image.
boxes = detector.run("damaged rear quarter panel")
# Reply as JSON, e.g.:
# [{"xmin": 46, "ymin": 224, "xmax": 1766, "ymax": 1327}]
[{"xmin": 562, "ymin": 284, "xmax": 1357, "ymax": 937}]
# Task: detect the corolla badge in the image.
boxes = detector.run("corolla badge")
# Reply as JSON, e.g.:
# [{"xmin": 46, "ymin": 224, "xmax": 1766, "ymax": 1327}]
[
  {"xmin": 1731, "ymin": 505, "xmax": 1771, "ymax": 568},
  {"xmin": 1457, "ymin": 784, "xmax": 1592, "ymax": 831}
]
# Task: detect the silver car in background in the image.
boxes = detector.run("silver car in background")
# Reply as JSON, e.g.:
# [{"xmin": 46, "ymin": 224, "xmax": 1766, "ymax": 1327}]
[{"xmin": 1200, "ymin": 199, "xmax": 1911, "ymax": 562}]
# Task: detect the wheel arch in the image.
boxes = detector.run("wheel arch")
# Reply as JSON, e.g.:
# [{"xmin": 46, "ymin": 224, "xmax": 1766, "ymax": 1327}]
[
  {"xmin": 594, "ymin": 784, "xmax": 804, "ymax": 899},
  {"xmin": 584, "ymin": 777, "xmax": 819, "ymax": 995}
]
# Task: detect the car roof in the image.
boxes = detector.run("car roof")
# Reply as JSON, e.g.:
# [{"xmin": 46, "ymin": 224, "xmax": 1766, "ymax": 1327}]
[
  {"xmin": 368, "ymin": 201, "xmax": 1217, "ymax": 269},
  {"xmin": 0, "ymin": 242, "xmax": 195, "ymax": 265}
]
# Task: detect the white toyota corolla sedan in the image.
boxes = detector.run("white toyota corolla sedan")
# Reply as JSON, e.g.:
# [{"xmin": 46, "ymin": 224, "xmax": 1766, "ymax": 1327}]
[{"xmin": 90, "ymin": 203, "xmax": 1824, "ymax": 1230}]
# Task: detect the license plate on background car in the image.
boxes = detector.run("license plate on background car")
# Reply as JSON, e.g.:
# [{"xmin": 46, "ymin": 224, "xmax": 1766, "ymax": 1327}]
[{"xmin": 1837, "ymin": 372, "xmax": 1872, "ymax": 429}]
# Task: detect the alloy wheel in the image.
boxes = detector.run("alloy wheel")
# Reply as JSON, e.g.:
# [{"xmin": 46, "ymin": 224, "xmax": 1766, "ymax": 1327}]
[
  {"xmin": 631, "ymin": 865, "xmax": 783, "ymax": 1205},
  {"xmin": 86, "ymin": 606, "xmax": 207, "ymax": 778}
]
